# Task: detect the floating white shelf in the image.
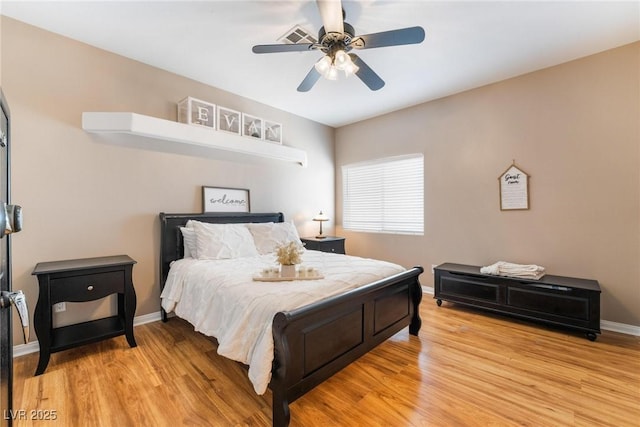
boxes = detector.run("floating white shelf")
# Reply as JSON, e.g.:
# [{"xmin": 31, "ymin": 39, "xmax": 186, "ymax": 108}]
[{"xmin": 81, "ymin": 112, "xmax": 308, "ymax": 167}]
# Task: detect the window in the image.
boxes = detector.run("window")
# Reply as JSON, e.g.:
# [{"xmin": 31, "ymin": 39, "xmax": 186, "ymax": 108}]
[{"xmin": 342, "ymin": 154, "xmax": 424, "ymax": 235}]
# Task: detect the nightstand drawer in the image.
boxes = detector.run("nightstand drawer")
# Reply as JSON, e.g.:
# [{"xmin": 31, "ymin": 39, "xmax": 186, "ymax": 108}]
[
  {"xmin": 50, "ymin": 271, "xmax": 124, "ymax": 303},
  {"xmin": 300, "ymin": 237, "xmax": 346, "ymax": 254},
  {"xmin": 316, "ymin": 240, "xmax": 344, "ymax": 253}
]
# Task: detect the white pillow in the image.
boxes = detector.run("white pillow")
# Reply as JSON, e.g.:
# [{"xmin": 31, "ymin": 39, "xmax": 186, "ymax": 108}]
[
  {"xmin": 246, "ymin": 221, "xmax": 304, "ymax": 255},
  {"xmin": 192, "ymin": 221, "xmax": 258, "ymax": 260},
  {"xmin": 180, "ymin": 227, "xmax": 197, "ymax": 258}
]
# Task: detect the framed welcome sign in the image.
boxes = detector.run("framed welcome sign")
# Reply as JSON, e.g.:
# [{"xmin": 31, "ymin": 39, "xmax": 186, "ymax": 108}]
[
  {"xmin": 202, "ymin": 186, "xmax": 250, "ymax": 213},
  {"xmin": 499, "ymin": 162, "xmax": 530, "ymax": 210}
]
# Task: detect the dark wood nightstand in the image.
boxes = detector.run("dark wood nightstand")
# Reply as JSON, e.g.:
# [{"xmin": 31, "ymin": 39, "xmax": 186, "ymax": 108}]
[
  {"xmin": 300, "ymin": 236, "xmax": 346, "ymax": 254},
  {"xmin": 32, "ymin": 255, "xmax": 137, "ymax": 375}
]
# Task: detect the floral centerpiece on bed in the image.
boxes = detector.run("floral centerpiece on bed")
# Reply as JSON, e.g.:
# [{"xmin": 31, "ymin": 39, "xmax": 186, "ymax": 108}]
[
  {"xmin": 276, "ymin": 241, "xmax": 303, "ymax": 277},
  {"xmin": 276, "ymin": 241, "xmax": 303, "ymax": 265}
]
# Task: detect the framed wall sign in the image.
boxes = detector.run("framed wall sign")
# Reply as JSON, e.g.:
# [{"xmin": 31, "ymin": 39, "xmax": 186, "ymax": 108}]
[
  {"xmin": 202, "ymin": 186, "xmax": 250, "ymax": 213},
  {"xmin": 499, "ymin": 162, "xmax": 530, "ymax": 210}
]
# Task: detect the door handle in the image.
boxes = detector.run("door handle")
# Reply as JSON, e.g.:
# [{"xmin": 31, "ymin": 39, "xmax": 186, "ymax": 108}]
[
  {"xmin": 7, "ymin": 204, "xmax": 22, "ymax": 233},
  {"xmin": 0, "ymin": 290, "xmax": 29, "ymax": 343},
  {"xmin": 0, "ymin": 203, "xmax": 22, "ymax": 237}
]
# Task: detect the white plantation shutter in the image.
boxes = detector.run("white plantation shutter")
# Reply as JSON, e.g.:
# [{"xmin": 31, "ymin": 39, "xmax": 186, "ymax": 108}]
[{"xmin": 342, "ymin": 154, "xmax": 424, "ymax": 235}]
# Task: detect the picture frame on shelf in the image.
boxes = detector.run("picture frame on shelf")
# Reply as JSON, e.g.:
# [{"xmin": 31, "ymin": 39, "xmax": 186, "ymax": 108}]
[
  {"xmin": 217, "ymin": 106, "xmax": 242, "ymax": 135},
  {"xmin": 264, "ymin": 120, "xmax": 283, "ymax": 144},
  {"xmin": 177, "ymin": 96, "xmax": 215, "ymax": 129},
  {"xmin": 202, "ymin": 186, "xmax": 250, "ymax": 213},
  {"xmin": 242, "ymin": 113, "xmax": 263, "ymax": 139}
]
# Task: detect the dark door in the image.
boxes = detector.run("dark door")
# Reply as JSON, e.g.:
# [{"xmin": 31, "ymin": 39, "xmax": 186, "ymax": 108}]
[{"xmin": 0, "ymin": 89, "xmax": 12, "ymax": 426}]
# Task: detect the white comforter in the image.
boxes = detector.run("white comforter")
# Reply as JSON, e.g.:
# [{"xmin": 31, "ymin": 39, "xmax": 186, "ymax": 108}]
[{"xmin": 160, "ymin": 250, "xmax": 405, "ymax": 395}]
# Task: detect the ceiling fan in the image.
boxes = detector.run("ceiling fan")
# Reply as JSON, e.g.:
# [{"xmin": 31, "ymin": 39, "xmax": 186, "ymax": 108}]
[{"xmin": 252, "ymin": 0, "xmax": 425, "ymax": 92}]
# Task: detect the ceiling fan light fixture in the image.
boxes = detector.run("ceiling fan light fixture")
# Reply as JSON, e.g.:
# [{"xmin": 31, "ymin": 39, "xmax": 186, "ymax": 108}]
[
  {"xmin": 315, "ymin": 49, "xmax": 358, "ymax": 80},
  {"xmin": 325, "ymin": 65, "xmax": 339, "ymax": 80},
  {"xmin": 335, "ymin": 49, "xmax": 359, "ymax": 77},
  {"xmin": 334, "ymin": 49, "xmax": 349, "ymax": 70},
  {"xmin": 314, "ymin": 55, "xmax": 333, "ymax": 74},
  {"xmin": 343, "ymin": 60, "xmax": 359, "ymax": 77}
]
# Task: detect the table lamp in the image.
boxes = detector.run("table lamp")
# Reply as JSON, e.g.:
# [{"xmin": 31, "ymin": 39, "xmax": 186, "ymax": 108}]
[{"xmin": 312, "ymin": 211, "xmax": 329, "ymax": 239}]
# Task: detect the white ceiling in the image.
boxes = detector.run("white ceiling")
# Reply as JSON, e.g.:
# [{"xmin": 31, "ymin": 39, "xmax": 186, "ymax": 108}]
[{"xmin": 2, "ymin": 1, "xmax": 639, "ymax": 127}]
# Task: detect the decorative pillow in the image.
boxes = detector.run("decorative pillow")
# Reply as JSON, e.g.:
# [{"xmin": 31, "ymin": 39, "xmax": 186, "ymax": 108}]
[
  {"xmin": 246, "ymin": 221, "xmax": 304, "ymax": 255},
  {"xmin": 192, "ymin": 221, "xmax": 259, "ymax": 260},
  {"xmin": 180, "ymin": 227, "xmax": 197, "ymax": 258}
]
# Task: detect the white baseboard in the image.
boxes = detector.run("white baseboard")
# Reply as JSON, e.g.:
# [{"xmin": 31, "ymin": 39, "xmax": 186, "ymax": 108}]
[
  {"xmin": 601, "ymin": 320, "xmax": 640, "ymax": 336},
  {"xmin": 12, "ymin": 340, "xmax": 39, "ymax": 358},
  {"xmin": 13, "ymin": 310, "xmax": 164, "ymax": 358},
  {"xmin": 421, "ymin": 286, "xmax": 639, "ymax": 336},
  {"xmin": 133, "ymin": 311, "xmax": 162, "ymax": 326}
]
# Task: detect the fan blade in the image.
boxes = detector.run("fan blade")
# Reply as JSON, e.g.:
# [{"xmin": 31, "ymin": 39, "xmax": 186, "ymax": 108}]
[
  {"xmin": 351, "ymin": 26, "xmax": 425, "ymax": 50},
  {"xmin": 316, "ymin": 0, "xmax": 343, "ymax": 34},
  {"xmin": 297, "ymin": 67, "xmax": 322, "ymax": 92},
  {"xmin": 349, "ymin": 54, "xmax": 385, "ymax": 91},
  {"xmin": 252, "ymin": 43, "xmax": 314, "ymax": 54}
]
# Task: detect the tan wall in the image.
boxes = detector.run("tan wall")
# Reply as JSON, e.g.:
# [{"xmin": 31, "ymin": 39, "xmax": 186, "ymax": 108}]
[
  {"xmin": 336, "ymin": 42, "xmax": 640, "ymax": 327},
  {"xmin": 1, "ymin": 17, "xmax": 335, "ymax": 344}
]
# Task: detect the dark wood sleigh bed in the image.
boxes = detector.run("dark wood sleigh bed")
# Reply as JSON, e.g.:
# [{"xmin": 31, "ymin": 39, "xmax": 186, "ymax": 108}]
[{"xmin": 159, "ymin": 212, "xmax": 424, "ymax": 426}]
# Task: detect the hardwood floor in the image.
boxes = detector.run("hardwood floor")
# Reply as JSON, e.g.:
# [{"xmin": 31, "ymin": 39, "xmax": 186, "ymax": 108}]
[{"xmin": 13, "ymin": 300, "xmax": 640, "ymax": 426}]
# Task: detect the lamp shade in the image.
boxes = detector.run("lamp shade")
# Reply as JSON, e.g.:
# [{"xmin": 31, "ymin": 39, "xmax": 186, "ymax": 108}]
[{"xmin": 313, "ymin": 211, "xmax": 329, "ymax": 222}]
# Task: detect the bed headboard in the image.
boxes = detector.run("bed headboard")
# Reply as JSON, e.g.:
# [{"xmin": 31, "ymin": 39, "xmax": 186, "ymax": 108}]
[{"xmin": 159, "ymin": 212, "xmax": 284, "ymax": 289}]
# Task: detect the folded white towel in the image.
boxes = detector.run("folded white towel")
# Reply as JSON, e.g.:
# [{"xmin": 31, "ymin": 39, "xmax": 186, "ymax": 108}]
[{"xmin": 480, "ymin": 261, "xmax": 545, "ymax": 280}]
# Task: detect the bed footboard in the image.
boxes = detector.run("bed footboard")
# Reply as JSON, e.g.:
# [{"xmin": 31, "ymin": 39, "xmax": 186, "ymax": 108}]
[{"xmin": 270, "ymin": 266, "xmax": 424, "ymax": 426}]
